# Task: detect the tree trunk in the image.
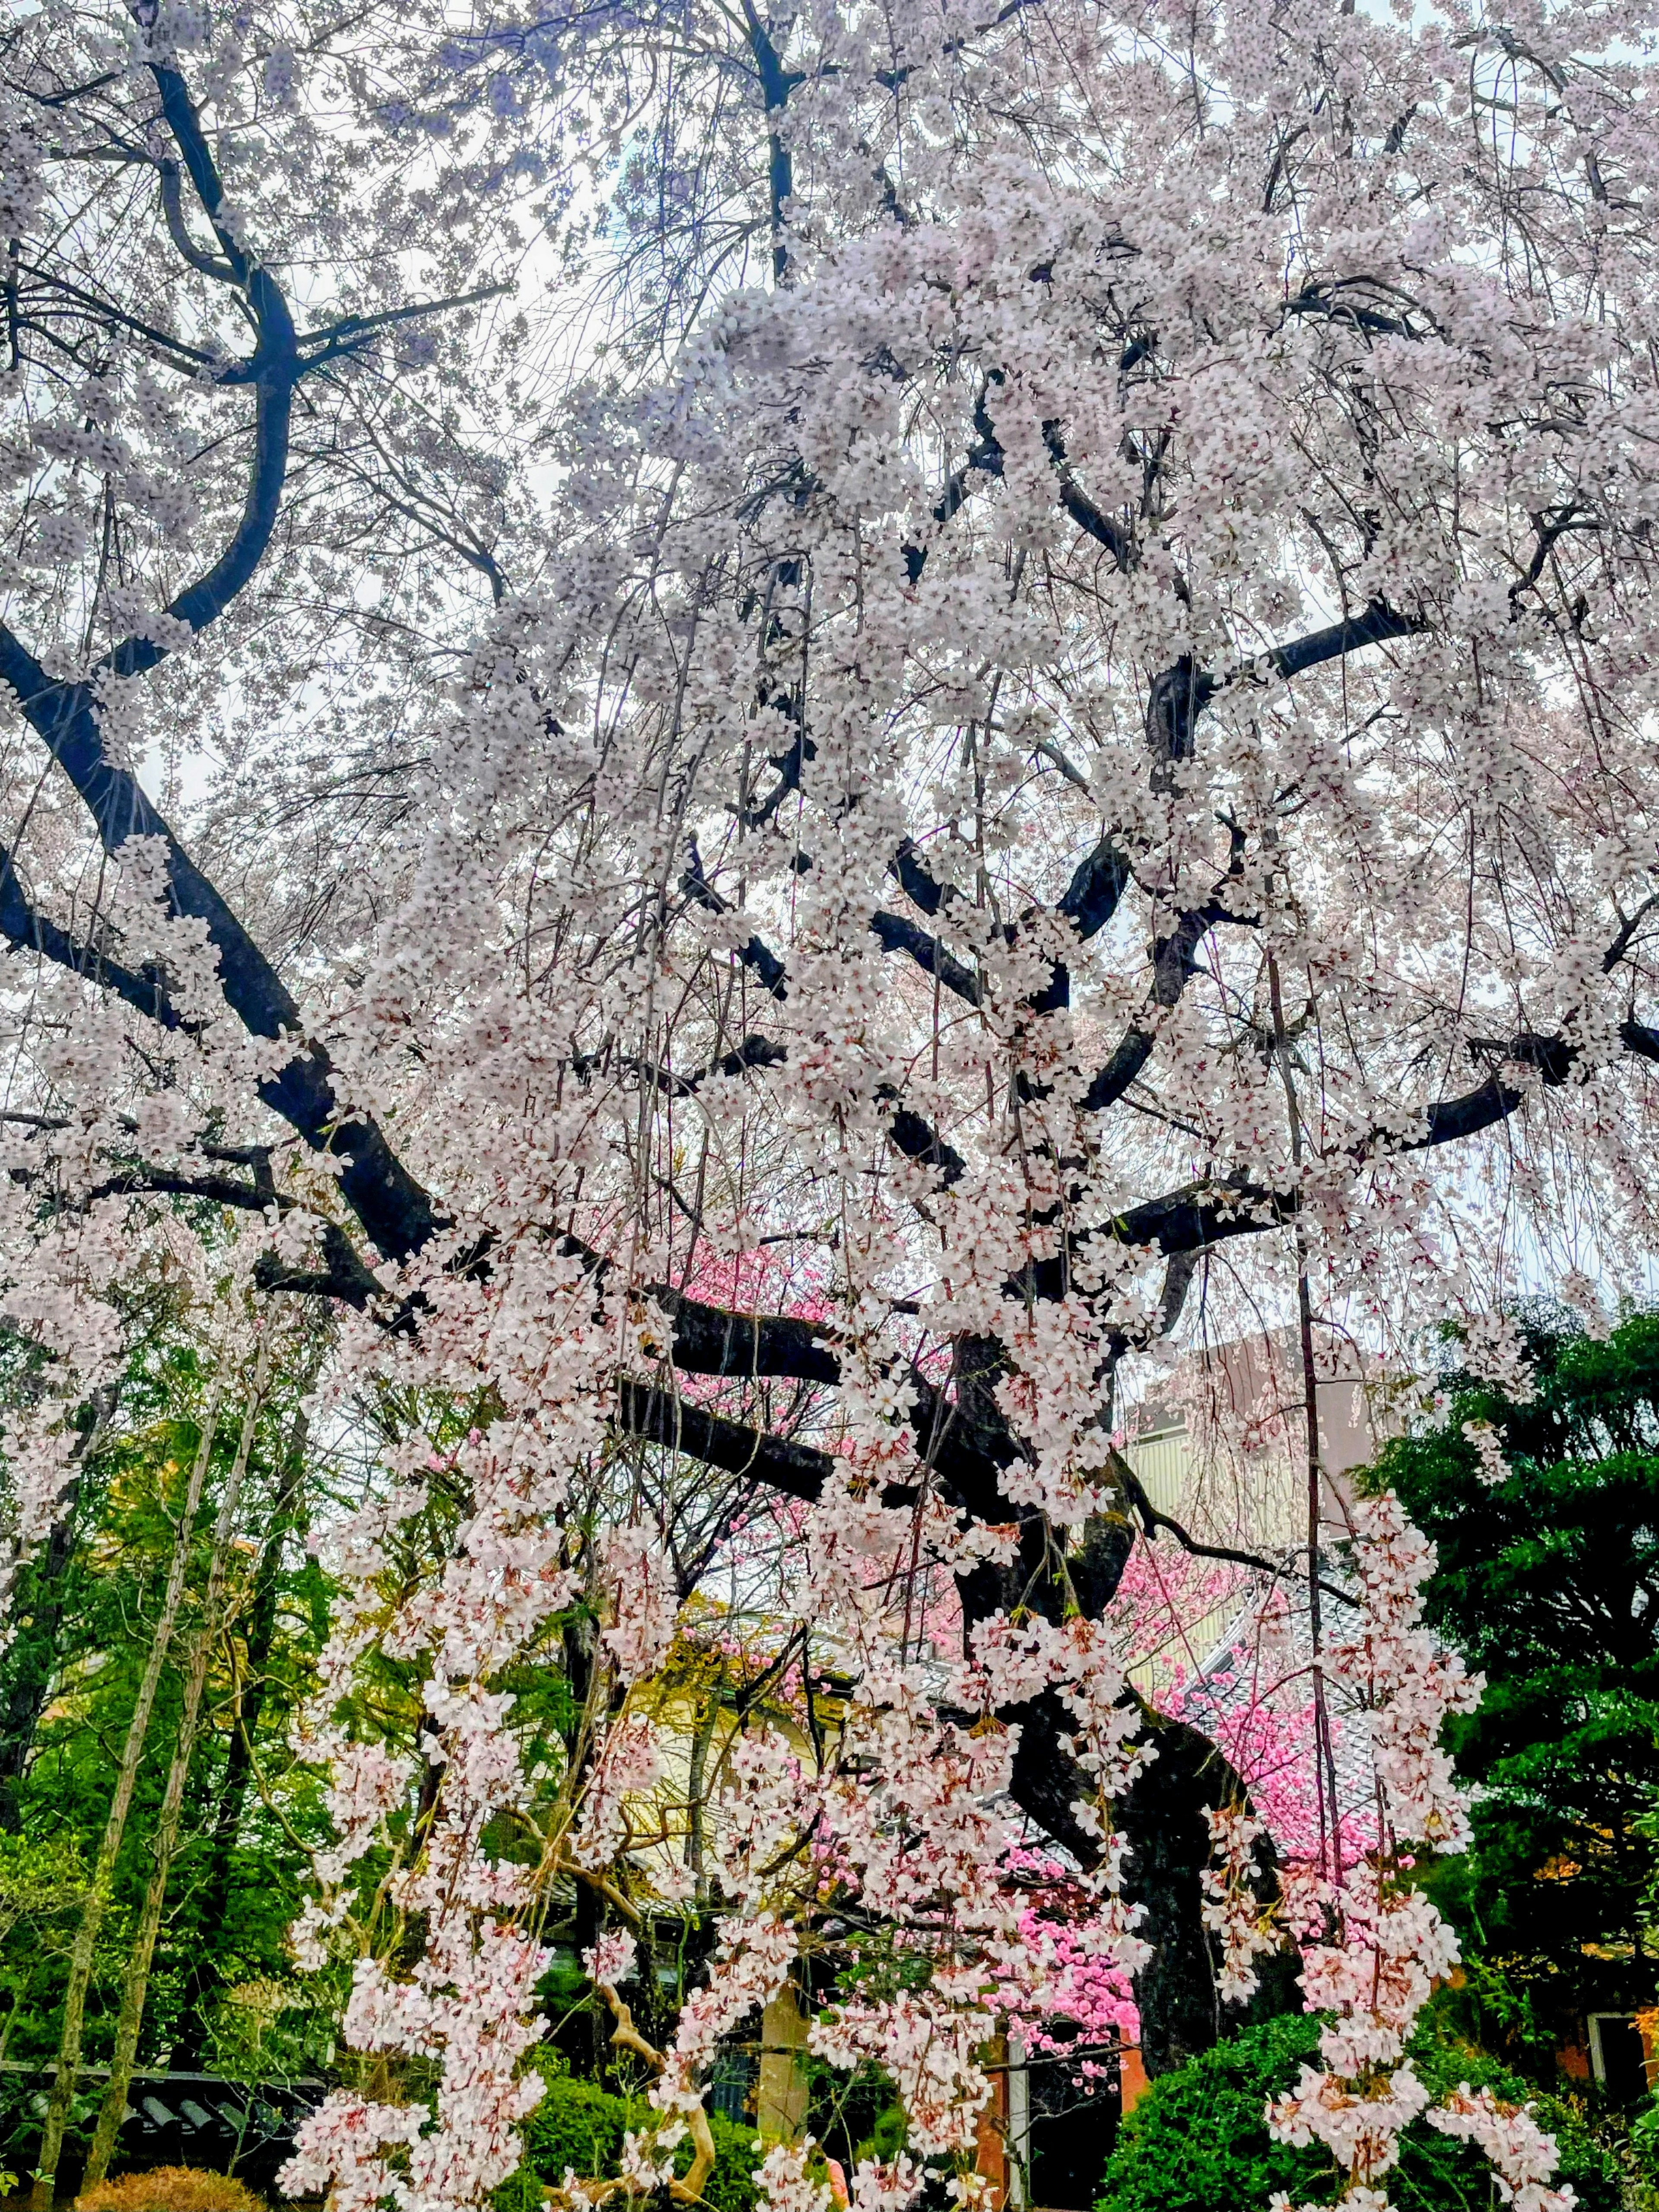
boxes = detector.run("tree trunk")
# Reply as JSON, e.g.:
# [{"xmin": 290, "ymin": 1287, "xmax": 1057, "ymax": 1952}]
[
  {"xmin": 169, "ymin": 1400, "xmax": 308, "ymax": 2069},
  {"xmin": 30, "ymin": 1381, "xmax": 224, "ymax": 2210},
  {"xmin": 83, "ymin": 1344, "xmax": 270, "ymax": 2188},
  {"xmin": 946, "ymin": 1334, "xmax": 1299, "ymax": 2077},
  {"xmin": 1117, "ymin": 1710, "xmax": 1301, "ymax": 2074}
]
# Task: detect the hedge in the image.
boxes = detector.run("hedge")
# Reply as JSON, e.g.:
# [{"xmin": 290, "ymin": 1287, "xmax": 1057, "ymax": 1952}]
[
  {"xmin": 1095, "ymin": 2014, "xmax": 1621, "ymax": 2212},
  {"xmin": 493, "ymin": 2073, "xmax": 760, "ymax": 2212}
]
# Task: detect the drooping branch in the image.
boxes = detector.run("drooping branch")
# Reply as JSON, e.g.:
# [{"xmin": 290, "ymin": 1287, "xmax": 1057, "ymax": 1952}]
[{"xmin": 1115, "ymin": 1456, "xmax": 1357, "ymax": 1611}]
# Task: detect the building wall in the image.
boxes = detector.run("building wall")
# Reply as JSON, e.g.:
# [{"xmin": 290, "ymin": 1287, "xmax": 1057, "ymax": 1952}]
[{"xmin": 1121, "ymin": 1330, "xmax": 1391, "ymax": 1693}]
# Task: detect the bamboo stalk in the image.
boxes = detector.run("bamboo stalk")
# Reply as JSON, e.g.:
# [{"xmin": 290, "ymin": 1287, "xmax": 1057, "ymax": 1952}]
[
  {"xmin": 30, "ymin": 1373, "xmax": 226, "ymax": 2209},
  {"xmin": 82, "ymin": 1336, "xmax": 273, "ymax": 2188}
]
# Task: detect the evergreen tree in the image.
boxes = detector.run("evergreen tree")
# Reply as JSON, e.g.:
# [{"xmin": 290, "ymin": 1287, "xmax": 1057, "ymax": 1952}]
[{"xmin": 1374, "ymin": 1306, "xmax": 1659, "ymax": 2016}]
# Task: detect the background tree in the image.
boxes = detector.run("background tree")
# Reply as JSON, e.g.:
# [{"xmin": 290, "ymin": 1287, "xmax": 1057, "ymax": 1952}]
[
  {"xmin": 1374, "ymin": 1304, "xmax": 1659, "ymax": 2064},
  {"xmin": 0, "ymin": 1303, "xmax": 342, "ymax": 2192}
]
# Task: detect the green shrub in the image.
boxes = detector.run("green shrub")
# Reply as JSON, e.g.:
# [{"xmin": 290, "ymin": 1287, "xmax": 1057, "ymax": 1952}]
[
  {"xmin": 1096, "ymin": 2014, "xmax": 1621, "ymax": 2212},
  {"xmin": 494, "ymin": 2073, "xmax": 760, "ymax": 2212},
  {"xmin": 699, "ymin": 2112, "xmax": 764, "ymax": 2212}
]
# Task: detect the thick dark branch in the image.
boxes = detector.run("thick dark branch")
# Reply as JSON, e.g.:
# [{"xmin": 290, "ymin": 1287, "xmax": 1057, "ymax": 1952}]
[
  {"xmin": 645, "ymin": 1286, "xmax": 842, "ymax": 1384},
  {"xmin": 1066, "ymin": 1070, "xmax": 1538, "ymax": 1278},
  {"xmin": 613, "ymin": 1378, "xmax": 834, "ymax": 1503},
  {"xmin": 83, "ymin": 1165, "xmax": 280, "ymax": 1211},
  {"xmin": 1417, "ymin": 1073, "xmax": 1526, "ymax": 1148},
  {"xmin": 1151, "ymin": 900, "xmax": 1226, "ymax": 1006},
  {"xmin": 709, "ymin": 1033, "xmax": 792, "ymax": 1081},
  {"xmin": 545, "ymin": 1223, "xmax": 845, "ymax": 1385},
  {"xmin": 1260, "ymin": 598, "xmax": 1424, "ymax": 685},
  {"xmin": 1379, "ymin": 1031, "xmax": 1577, "ymax": 1157},
  {"xmin": 908, "ymin": 394, "xmax": 1139, "ymax": 582},
  {"xmin": 1602, "ymin": 894, "xmax": 1659, "ymax": 974},
  {"xmin": 102, "ymin": 70, "xmax": 302, "ymax": 686},
  {"xmin": 933, "ymin": 432, "xmax": 1003, "ymax": 527},
  {"xmin": 1067, "ymin": 1022, "xmax": 1640, "ymax": 1284},
  {"xmin": 884, "ymin": 1100, "xmax": 967, "ymax": 1183},
  {"xmin": 891, "ymin": 838, "xmax": 951, "ymax": 917},
  {"xmin": 1282, "ymin": 284, "xmax": 1419, "ymax": 340},
  {"xmin": 1077, "ymin": 890, "xmax": 1252, "ymax": 1114},
  {"xmin": 0, "ymin": 58, "xmax": 448, "ymax": 1266},
  {"xmin": 16, "ymin": 1137, "xmax": 383, "ymax": 1306},
  {"xmin": 681, "ymin": 845, "xmax": 788, "ymax": 998},
  {"xmin": 146, "ymin": 60, "xmax": 260, "ymax": 290},
  {"xmin": 1155, "ymin": 1247, "xmax": 1198, "ymax": 1337},
  {"xmin": 1115, "ymin": 1175, "xmax": 1296, "ymax": 1260},
  {"xmin": 1078, "ymin": 1025, "xmax": 1155, "ymax": 1113},
  {"xmin": 1059, "ymin": 836, "xmax": 1134, "ymax": 939},
  {"xmin": 0, "ymin": 617, "xmax": 441, "ymax": 1262},
  {"xmin": 111, "ymin": 379, "xmax": 292, "ymax": 679},
  {"xmin": 1147, "ymin": 655, "xmax": 1216, "ymax": 776},
  {"xmin": 1117, "ymin": 1710, "xmax": 1298, "ymax": 2071},
  {"xmin": 868, "ymin": 910, "xmax": 982, "ymax": 1005},
  {"xmin": 251, "ymin": 1222, "xmax": 381, "ymax": 1306},
  {"xmin": 157, "ymin": 156, "xmax": 237, "ymax": 282},
  {"xmin": 1043, "ymin": 422, "xmax": 1132, "ymax": 568},
  {"xmin": 735, "ymin": 697, "xmax": 812, "ymax": 830},
  {"xmin": 0, "ymin": 846, "xmax": 188, "ymax": 1031}
]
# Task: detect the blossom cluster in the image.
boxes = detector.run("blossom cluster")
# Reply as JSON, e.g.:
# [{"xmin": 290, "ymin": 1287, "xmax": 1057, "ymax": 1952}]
[{"xmin": 1265, "ymin": 1496, "xmax": 1543, "ymax": 2211}]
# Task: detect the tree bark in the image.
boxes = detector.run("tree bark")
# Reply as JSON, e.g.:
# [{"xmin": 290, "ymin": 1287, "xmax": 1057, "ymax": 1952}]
[
  {"xmin": 683, "ymin": 1688, "xmax": 719, "ymax": 1909},
  {"xmin": 945, "ymin": 1335, "xmax": 1299, "ymax": 2074},
  {"xmin": 1118, "ymin": 1709, "xmax": 1301, "ymax": 2074},
  {"xmin": 30, "ymin": 1379, "xmax": 224, "ymax": 2209},
  {"xmin": 83, "ymin": 1344, "xmax": 270, "ymax": 2187}
]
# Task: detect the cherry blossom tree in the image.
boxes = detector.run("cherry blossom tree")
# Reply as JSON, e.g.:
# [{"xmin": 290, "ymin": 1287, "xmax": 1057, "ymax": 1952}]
[{"xmin": 4, "ymin": 2, "xmax": 1659, "ymax": 2209}]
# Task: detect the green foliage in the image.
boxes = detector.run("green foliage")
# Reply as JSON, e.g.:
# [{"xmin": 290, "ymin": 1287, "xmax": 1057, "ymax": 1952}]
[
  {"xmin": 0, "ymin": 1828, "xmax": 83, "ymax": 1942},
  {"xmin": 0, "ymin": 1325, "xmax": 344, "ymax": 2183},
  {"xmin": 0, "ymin": 1306, "xmax": 594, "ymax": 2191},
  {"xmin": 1365, "ymin": 1303, "xmax": 1659, "ymax": 1993},
  {"xmin": 1096, "ymin": 2014, "xmax": 1622, "ymax": 2212},
  {"xmin": 493, "ymin": 2074, "xmax": 761, "ymax": 2212},
  {"xmin": 695, "ymin": 2113, "xmax": 764, "ymax": 2212},
  {"xmin": 805, "ymin": 2054, "xmax": 905, "ymax": 2171}
]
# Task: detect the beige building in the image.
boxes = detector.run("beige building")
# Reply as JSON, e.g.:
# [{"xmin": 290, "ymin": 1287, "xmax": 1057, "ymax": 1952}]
[{"xmin": 1122, "ymin": 1328, "xmax": 1392, "ymax": 1691}]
